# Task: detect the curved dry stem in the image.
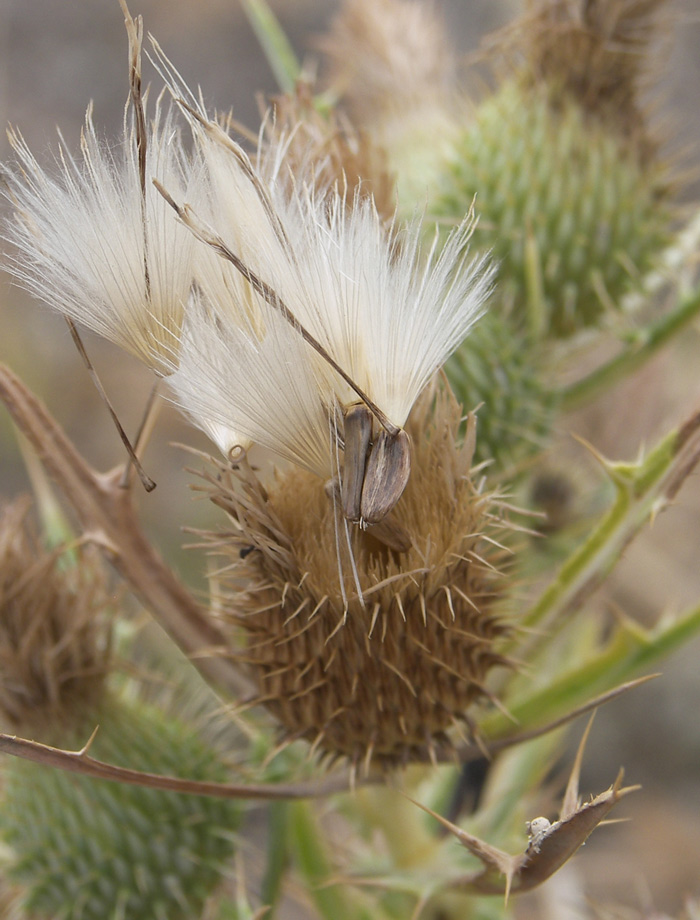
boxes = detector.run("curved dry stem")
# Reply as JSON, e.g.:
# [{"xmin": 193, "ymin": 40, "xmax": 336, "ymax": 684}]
[
  {"xmin": 0, "ymin": 361, "xmax": 253, "ymax": 698},
  {"xmin": 0, "ymin": 676, "xmax": 653, "ymax": 802},
  {"xmin": 0, "ymin": 731, "xmax": 352, "ymax": 800}
]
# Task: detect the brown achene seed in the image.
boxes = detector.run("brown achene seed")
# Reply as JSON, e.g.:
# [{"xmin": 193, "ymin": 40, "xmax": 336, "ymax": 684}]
[{"xmin": 202, "ymin": 385, "xmax": 511, "ymax": 769}]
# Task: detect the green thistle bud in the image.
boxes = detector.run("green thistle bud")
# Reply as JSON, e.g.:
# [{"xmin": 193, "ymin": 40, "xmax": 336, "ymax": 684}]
[
  {"xmin": 1, "ymin": 699, "xmax": 239, "ymax": 920},
  {"xmin": 445, "ymin": 311, "xmax": 557, "ymax": 470},
  {"xmin": 436, "ymin": 80, "xmax": 671, "ymax": 338},
  {"xmin": 440, "ymin": 0, "xmax": 675, "ymax": 470},
  {"xmin": 0, "ymin": 499, "xmax": 239, "ymax": 920}
]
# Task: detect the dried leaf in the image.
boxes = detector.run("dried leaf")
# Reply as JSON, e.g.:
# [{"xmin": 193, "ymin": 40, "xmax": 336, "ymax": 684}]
[
  {"xmin": 407, "ymin": 715, "xmax": 640, "ymax": 900},
  {"xmin": 502, "ymin": 769, "xmax": 636, "ymax": 894}
]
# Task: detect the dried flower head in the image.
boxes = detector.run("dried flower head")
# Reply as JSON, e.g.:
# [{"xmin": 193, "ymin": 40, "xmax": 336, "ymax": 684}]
[
  {"xmin": 199, "ymin": 385, "xmax": 511, "ymax": 771},
  {"xmin": 0, "ymin": 498, "xmax": 111, "ymax": 731},
  {"xmin": 262, "ymin": 83, "xmax": 396, "ymax": 221},
  {"xmin": 490, "ymin": 0, "xmax": 671, "ymax": 154}
]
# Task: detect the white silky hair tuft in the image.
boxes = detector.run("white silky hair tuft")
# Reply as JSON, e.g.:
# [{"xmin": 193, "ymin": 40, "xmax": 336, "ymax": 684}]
[
  {"xmin": 3, "ymin": 96, "xmax": 199, "ymax": 373},
  {"xmin": 166, "ymin": 287, "xmax": 338, "ymax": 478},
  {"xmin": 4, "ymin": 35, "xmax": 494, "ymax": 485},
  {"xmin": 162, "ymin": 94, "xmax": 494, "ymax": 445}
]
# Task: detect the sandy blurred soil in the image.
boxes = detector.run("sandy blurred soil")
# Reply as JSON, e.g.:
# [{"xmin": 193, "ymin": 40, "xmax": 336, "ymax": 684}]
[{"xmin": 0, "ymin": 1, "xmax": 699, "ymax": 916}]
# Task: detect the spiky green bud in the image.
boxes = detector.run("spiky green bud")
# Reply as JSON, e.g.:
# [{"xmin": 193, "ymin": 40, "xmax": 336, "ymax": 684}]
[
  {"xmin": 0, "ymin": 499, "xmax": 239, "ymax": 920},
  {"xmin": 445, "ymin": 311, "xmax": 557, "ymax": 471},
  {"xmin": 0, "ymin": 697, "xmax": 240, "ymax": 920},
  {"xmin": 436, "ymin": 81, "xmax": 671, "ymax": 339}
]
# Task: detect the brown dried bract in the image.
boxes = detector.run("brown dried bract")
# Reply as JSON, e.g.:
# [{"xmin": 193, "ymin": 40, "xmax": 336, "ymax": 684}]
[
  {"xmin": 262, "ymin": 83, "xmax": 395, "ymax": 222},
  {"xmin": 484, "ymin": 0, "xmax": 672, "ymax": 156},
  {"xmin": 0, "ymin": 498, "xmax": 111, "ymax": 732},
  {"xmin": 410, "ymin": 716, "xmax": 640, "ymax": 900}
]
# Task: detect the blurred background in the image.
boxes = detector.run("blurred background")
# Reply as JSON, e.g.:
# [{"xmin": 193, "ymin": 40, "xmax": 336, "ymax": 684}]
[{"xmin": 1, "ymin": 0, "xmax": 700, "ymax": 915}]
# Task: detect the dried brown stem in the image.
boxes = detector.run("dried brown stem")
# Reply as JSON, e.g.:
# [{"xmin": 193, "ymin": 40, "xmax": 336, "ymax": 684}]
[
  {"xmin": 65, "ymin": 318, "xmax": 155, "ymax": 492},
  {"xmin": 0, "ymin": 361, "xmax": 253, "ymax": 698},
  {"xmin": 0, "ymin": 730, "xmax": 351, "ymax": 799},
  {"xmin": 120, "ymin": 0, "xmax": 152, "ymax": 301},
  {"xmin": 0, "ymin": 676, "xmax": 651, "ymax": 801}
]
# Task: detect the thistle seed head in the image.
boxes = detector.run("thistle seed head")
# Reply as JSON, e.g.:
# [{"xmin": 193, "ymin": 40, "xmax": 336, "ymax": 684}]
[
  {"xmin": 162, "ymin": 109, "xmax": 493, "ymax": 481},
  {"xmin": 199, "ymin": 385, "xmax": 511, "ymax": 770}
]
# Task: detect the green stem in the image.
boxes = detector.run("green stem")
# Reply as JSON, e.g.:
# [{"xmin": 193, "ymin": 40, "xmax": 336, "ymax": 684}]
[
  {"xmin": 476, "ymin": 730, "xmax": 563, "ymax": 842},
  {"xmin": 356, "ymin": 786, "xmax": 440, "ymax": 869},
  {"xmin": 560, "ymin": 286, "xmax": 700, "ymax": 410},
  {"xmin": 240, "ymin": 0, "xmax": 300, "ymax": 93},
  {"xmin": 484, "ymin": 603, "xmax": 700, "ymax": 739},
  {"xmin": 260, "ymin": 802, "xmax": 290, "ymax": 914},
  {"xmin": 16, "ymin": 429, "xmax": 76, "ymax": 553},
  {"xmin": 287, "ymin": 801, "xmax": 373, "ymax": 920},
  {"xmin": 516, "ymin": 424, "xmax": 680, "ymax": 641},
  {"xmin": 524, "ymin": 224, "xmax": 546, "ymax": 339}
]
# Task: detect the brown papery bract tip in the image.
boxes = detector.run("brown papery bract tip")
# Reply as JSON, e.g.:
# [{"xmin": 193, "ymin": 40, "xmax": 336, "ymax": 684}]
[{"xmin": 483, "ymin": 0, "xmax": 673, "ymax": 159}]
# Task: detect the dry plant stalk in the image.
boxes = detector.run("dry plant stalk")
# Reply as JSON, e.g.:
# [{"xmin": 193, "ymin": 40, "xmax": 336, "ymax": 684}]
[{"xmin": 0, "ymin": 362, "xmax": 249, "ymax": 699}]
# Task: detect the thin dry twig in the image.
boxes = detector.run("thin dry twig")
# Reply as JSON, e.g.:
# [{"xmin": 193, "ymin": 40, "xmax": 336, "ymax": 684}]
[{"xmin": 0, "ymin": 729, "xmax": 351, "ymax": 800}]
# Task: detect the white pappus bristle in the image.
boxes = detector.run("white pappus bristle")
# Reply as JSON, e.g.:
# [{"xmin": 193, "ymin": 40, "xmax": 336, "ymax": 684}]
[{"xmin": 3, "ymin": 99, "xmax": 199, "ymax": 373}]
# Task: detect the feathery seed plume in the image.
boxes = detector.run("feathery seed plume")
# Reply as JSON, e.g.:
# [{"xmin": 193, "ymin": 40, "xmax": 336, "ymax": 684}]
[
  {"xmin": 2, "ymin": 18, "xmax": 200, "ymax": 373},
  {"xmin": 153, "ymin": 75, "xmax": 493, "ymax": 506}
]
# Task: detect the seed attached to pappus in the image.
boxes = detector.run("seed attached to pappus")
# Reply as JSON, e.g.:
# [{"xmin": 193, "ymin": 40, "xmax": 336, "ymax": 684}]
[{"xmin": 341, "ymin": 403, "xmax": 412, "ymax": 526}]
